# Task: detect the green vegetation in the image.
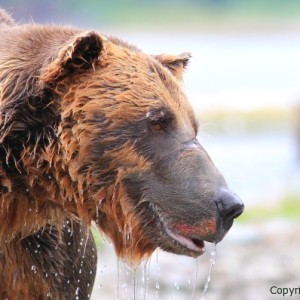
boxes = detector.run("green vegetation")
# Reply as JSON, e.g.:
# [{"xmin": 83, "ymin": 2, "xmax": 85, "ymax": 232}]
[
  {"xmin": 64, "ymin": 0, "xmax": 300, "ymax": 22},
  {"xmin": 3, "ymin": 0, "xmax": 300, "ymax": 30},
  {"xmin": 238, "ymin": 193, "xmax": 300, "ymax": 222},
  {"xmin": 63, "ymin": 0, "xmax": 300, "ymax": 30},
  {"xmin": 91, "ymin": 225, "xmax": 102, "ymax": 249}
]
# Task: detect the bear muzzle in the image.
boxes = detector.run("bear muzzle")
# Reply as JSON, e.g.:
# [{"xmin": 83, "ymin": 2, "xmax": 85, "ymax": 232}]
[{"xmin": 162, "ymin": 189, "xmax": 244, "ymax": 256}]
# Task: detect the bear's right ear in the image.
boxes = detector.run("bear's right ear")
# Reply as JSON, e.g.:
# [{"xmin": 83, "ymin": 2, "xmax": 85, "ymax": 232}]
[
  {"xmin": 153, "ymin": 52, "xmax": 191, "ymax": 81},
  {"xmin": 41, "ymin": 31, "xmax": 106, "ymax": 84}
]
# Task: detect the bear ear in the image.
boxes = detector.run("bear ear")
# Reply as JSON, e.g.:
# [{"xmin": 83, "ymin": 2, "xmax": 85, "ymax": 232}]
[
  {"xmin": 154, "ymin": 52, "xmax": 191, "ymax": 80},
  {"xmin": 41, "ymin": 31, "xmax": 106, "ymax": 84}
]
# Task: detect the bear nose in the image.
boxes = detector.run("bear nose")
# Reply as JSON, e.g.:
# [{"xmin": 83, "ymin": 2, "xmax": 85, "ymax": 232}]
[{"xmin": 215, "ymin": 190, "xmax": 244, "ymax": 222}]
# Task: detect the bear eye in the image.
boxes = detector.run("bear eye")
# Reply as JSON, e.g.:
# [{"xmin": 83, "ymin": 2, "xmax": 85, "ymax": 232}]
[
  {"xmin": 147, "ymin": 108, "xmax": 173, "ymax": 133},
  {"xmin": 153, "ymin": 123, "xmax": 162, "ymax": 131},
  {"xmin": 151, "ymin": 120, "xmax": 166, "ymax": 131}
]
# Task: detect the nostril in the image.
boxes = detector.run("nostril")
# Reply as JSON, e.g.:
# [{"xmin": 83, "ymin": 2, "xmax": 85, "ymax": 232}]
[{"xmin": 215, "ymin": 191, "xmax": 244, "ymax": 222}]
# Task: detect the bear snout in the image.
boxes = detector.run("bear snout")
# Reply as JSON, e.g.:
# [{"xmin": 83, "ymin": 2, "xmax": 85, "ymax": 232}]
[
  {"xmin": 215, "ymin": 189, "xmax": 244, "ymax": 224},
  {"xmin": 171, "ymin": 189, "xmax": 244, "ymax": 246}
]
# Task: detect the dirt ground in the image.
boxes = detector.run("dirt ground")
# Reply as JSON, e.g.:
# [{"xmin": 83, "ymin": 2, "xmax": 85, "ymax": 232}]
[{"xmin": 91, "ymin": 220, "xmax": 300, "ymax": 300}]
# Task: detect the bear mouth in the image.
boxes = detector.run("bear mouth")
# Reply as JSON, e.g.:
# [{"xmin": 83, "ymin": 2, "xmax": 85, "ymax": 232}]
[
  {"xmin": 148, "ymin": 203, "xmax": 206, "ymax": 256},
  {"xmin": 164, "ymin": 226, "xmax": 205, "ymax": 254}
]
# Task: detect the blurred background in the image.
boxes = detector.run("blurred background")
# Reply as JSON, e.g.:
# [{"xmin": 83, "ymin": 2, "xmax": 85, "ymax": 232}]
[{"xmin": 2, "ymin": 0, "xmax": 300, "ymax": 299}]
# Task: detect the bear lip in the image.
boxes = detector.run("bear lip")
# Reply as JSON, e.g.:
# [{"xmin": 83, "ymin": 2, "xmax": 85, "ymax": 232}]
[
  {"xmin": 148, "ymin": 203, "xmax": 206, "ymax": 255},
  {"xmin": 164, "ymin": 226, "xmax": 205, "ymax": 254}
]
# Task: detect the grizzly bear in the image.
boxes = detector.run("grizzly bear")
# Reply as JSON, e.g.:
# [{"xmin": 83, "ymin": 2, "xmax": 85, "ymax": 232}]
[{"xmin": 0, "ymin": 8, "xmax": 244, "ymax": 300}]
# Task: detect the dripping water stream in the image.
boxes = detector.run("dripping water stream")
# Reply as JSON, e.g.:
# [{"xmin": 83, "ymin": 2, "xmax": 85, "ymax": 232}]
[
  {"xmin": 116, "ymin": 259, "xmax": 120, "ymax": 298},
  {"xmin": 191, "ymin": 256, "xmax": 199, "ymax": 300},
  {"xmin": 92, "ymin": 238, "xmax": 218, "ymax": 299},
  {"xmin": 201, "ymin": 243, "xmax": 217, "ymax": 300},
  {"xmin": 132, "ymin": 267, "xmax": 137, "ymax": 300}
]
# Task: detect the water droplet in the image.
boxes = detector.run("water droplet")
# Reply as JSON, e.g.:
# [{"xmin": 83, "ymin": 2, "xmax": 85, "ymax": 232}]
[
  {"xmin": 31, "ymin": 265, "xmax": 36, "ymax": 271},
  {"xmin": 75, "ymin": 287, "xmax": 79, "ymax": 295}
]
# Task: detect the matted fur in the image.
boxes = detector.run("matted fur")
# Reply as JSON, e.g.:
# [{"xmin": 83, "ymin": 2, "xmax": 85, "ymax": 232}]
[
  {"xmin": 0, "ymin": 8, "xmax": 243, "ymax": 300},
  {"xmin": 0, "ymin": 11, "xmax": 194, "ymax": 298}
]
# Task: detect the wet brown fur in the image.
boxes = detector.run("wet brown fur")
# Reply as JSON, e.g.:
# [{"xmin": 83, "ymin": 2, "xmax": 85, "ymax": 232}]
[{"xmin": 0, "ymin": 9, "xmax": 195, "ymax": 299}]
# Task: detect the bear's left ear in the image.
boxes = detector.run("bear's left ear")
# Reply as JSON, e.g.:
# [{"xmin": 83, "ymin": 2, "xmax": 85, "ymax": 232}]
[
  {"xmin": 41, "ymin": 31, "xmax": 105, "ymax": 84},
  {"xmin": 154, "ymin": 52, "xmax": 191, "ymax": 81}
]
